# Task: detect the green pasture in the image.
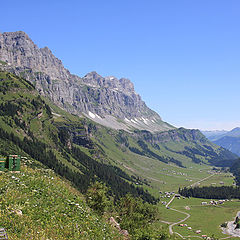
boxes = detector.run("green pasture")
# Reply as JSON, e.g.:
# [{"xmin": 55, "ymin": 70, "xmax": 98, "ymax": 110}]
[
  {"xmin": 198, "ymin": 172, "xmax": 235, "ymax": 187},
  {"xmin": 91, "ymin": 127, "xmax": 216, "ymax": 194},
  {"xmin": 167, "ymin": 197, "xmax": 240, "ymax": 239}
]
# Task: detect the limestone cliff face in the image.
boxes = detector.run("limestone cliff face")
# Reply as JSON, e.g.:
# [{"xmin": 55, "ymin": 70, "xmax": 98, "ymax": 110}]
[
  {"xmin": 0, "ymin": 31, "xmax": 174, "ymax": 132},
  {"xmin": 0, "ymin": 31, "xmax": 70, "ymax": 80}
]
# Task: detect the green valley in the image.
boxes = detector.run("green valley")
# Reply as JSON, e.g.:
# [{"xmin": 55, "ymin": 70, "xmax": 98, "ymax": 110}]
[
  {"xmin": 0, "ymin": 29, "xmax": 240, "ymax": 240},
  {"xmin": 0, "ymin": 70, "xmax": 239, "ymax": 239}
]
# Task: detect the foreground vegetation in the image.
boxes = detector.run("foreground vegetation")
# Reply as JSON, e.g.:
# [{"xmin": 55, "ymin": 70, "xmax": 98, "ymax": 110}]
[
  {"xmin": 0, "ymin": 163, "xmax": 122, "ymax": 239},
  {"xmin": 86, "ymin": 181, "xmax": 173, "ymax": 239},
  {"xmin": 0, "ymin": 161, "xmax": 175, "ymax": 239}
]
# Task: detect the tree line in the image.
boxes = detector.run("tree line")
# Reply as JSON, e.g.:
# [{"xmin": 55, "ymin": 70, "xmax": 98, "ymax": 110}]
[{"xmin": 179, "ymin": 185, "xmax": 240, "ymax": 199}]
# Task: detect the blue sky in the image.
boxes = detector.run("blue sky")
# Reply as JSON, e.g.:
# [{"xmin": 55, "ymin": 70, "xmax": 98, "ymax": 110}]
[{"xmin": 1, "ymin": 0, "xmax": 240, "ymax": 130}]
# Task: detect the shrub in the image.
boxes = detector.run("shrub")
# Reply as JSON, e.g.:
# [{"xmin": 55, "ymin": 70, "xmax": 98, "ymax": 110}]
[{"xmin": 86, "ymin": 181, "xmax": 111, "ymax": 215}]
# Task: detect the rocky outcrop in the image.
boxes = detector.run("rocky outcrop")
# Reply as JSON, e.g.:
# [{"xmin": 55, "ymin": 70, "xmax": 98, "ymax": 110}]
[
  {"xmin": 0, "ymin": 31, "xmax": 174, "ymax": 132},
  {"xmin": 0, "ymin": 31, "xmax": 70, "ymax": 80},
  {"xmin": 134, "ymin": 128, "xmax": 208, "ymax": 144},
  {"xmin": 109, "ymin": 217, "xmax": 129, "ymax": 239}
]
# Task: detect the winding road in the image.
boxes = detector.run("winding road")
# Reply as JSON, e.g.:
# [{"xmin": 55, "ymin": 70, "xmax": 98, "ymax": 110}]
[
  {"xmin": 168, "ymin": 206, "xmax": 190, "ymax": 236},
  {"xmin": 166, "ymin": 195, "xmax": 190, "ymax": 238},
  {"xmin": 166, "ymin": 173, "xmax": 216, "ymax": 239}
]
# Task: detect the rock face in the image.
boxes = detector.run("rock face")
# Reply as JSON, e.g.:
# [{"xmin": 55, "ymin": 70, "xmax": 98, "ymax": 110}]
[
  {"xmin": 0, "ymin": 31, "xmax": 70, "ymax": 80},
  {"xmin": 134, "ymin": 128, "xmax": 208, "ymax": 144},
  {"xmin": 0, "ymin": 31, "xmax": 174, "ymax": 132}
]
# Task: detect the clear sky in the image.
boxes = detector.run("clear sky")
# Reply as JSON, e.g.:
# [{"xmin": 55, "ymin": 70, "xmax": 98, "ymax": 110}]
[{"xmin": 1, "ymin": 0, "xmax": 240, "ymax": 130}]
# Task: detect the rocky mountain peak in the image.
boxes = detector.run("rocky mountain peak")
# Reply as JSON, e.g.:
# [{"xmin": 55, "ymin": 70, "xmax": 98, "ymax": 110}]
[
  {"xmin": 82, "ymin": 72, "xmax": 135, "ymax": 95},
  {"xmin": 82, "ymin": 71, "xmax": 104, "ymax": 86},
  {"xmin": 84, "ymin": 71, "xmax": 101, "ymax": 78},
  {"xmin": 0, "ymin": 31, "xmax": 174, "ymax": 132},
  {"xmin": 0, "ymin": 31, "xmax": 70, "ymax": 80},
  {"xmin": 40, "ymin": 46, "xmax": 52, "ymax": 54},
  {"xmin": 119, "ymin": 78, "xmax": 135, "ymax": 93},
  {"xmin": 1, "ymin": 31, "xmax": 32, "ymax": 41}
]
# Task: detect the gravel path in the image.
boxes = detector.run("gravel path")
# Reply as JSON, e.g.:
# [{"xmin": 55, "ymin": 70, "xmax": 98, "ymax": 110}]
[
  {"xmin": 168, "ymin": 208, "xmax": 190, "ymax": 236},
  {"xmin": 188, "ymin": 173, "xmax": 216, "ymax": 188}
]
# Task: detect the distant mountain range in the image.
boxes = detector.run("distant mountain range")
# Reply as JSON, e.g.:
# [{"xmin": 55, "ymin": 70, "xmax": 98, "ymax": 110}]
[
  {"xmin": 201, "ymin": 130, "xmax": 228, "ymax": 140},
  {"xmin": 202, "ymin": 128, "xmax": 240, "ymax": 156}
]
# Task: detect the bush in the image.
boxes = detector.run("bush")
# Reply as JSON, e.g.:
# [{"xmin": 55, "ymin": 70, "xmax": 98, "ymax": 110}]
[
  {"xmin": 117, "ymin": 194, "xmax": 164, "ymax": 239},
  {"xmin": 86, "ymin": 181, "xmax": 111, "ymax": 215}
]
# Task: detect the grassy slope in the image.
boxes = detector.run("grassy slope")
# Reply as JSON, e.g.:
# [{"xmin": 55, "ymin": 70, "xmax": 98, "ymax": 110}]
[
  {"xmin": 48, "ymin": 103, "xmax": 236, "ymax": 198},
  {"xmin": 0, "ymin": 71, "xmax": 157, "ymax": 203},
  {"xmin": 0, "ymin": 161, "xmax": 122, "ymax": 240},
  {"xmin": 0, "ymin": 72, "xmax": 83, "ymax": 173},
  {"xmin": 86, "ymin": 127, "xmax": 235, "ymax": 196}
]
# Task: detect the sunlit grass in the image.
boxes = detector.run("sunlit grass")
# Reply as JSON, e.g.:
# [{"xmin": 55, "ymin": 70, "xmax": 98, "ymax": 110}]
[{"xmin": 0, "ymin": 163, "xmax": 122, "ymax": 240}]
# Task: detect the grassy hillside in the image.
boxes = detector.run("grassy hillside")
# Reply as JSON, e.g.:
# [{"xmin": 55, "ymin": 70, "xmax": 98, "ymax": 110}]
[
  {"xmin": 0, "ymin": 160, "xmax": 123, "ymax": 240},
  {"xmin": 74, "ymin": 125, "xmax": 236, "ymax": 195},
  {"xmin": 0, "ymin": 71, "xmax": 155, "ymax": 203}
]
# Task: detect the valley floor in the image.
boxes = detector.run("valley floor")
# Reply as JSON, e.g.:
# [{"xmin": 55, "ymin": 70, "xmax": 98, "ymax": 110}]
[{"xmin": 157, "ymin": 172, "xmax": 240, "ymax": 239}]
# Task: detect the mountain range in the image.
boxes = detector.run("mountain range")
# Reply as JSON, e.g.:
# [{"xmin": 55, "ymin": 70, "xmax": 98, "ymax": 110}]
[
  {"xmin": 0, "ymin": 30, "xmax": 238, "ymax": 198},
  {"xmin": 0, "ymin": 31, "xmax": 173, "ymax": 133},
  {"xmin": 202, "ymin": 128, "xmax": 240, "ymax": 156}
]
